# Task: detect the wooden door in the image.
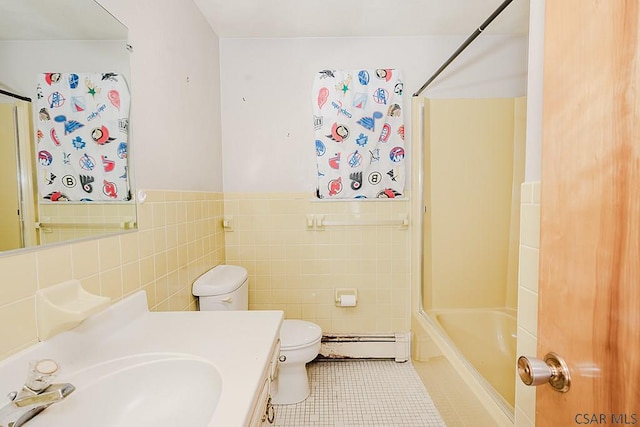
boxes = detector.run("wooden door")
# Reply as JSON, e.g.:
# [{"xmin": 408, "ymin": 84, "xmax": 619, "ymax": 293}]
[{"xmin": 536, "ymin": 0, "xmax": 640, "ymax": 425}]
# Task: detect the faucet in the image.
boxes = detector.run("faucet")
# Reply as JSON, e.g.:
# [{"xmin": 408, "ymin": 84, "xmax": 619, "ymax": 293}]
[{"xmin": 0, "ymin": 359, "xmax": 75, "ymax": 427}]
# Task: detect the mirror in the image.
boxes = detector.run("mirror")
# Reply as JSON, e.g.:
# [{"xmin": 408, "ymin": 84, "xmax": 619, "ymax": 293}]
[{"xmin": 0, "ymin": 0, "xmax": 134, "ymax": 253}]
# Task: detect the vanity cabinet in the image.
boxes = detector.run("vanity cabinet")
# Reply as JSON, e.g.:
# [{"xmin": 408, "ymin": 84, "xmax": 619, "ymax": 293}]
[{"xmin": 249, "ymin": 338, "xmax": 281, "ymax": 426}]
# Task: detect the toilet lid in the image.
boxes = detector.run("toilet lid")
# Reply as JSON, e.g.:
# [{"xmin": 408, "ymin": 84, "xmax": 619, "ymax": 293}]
[
  {"xmin": 192, "ymin": 265, "xmax": 248, "ymax": 296},
  {"xmin": 280, "ymin": 320, "xmax": 322, "ymax": 350}
]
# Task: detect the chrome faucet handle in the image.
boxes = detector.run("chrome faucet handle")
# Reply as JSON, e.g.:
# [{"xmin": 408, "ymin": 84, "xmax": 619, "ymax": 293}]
[
  {"xmin": 0, "ymin": 360, "xmax": 74, "ymax": 427},
  {"xmin": 25, "ymin": 359, "xmax": 59, "ymax": 392},
  {"xmin": 12, "ymin": 383, "xmax": 76, "ymax": 408},
  {"xmin": 0, "ymin": 382, "xmax": 75, "ymax": 427}
]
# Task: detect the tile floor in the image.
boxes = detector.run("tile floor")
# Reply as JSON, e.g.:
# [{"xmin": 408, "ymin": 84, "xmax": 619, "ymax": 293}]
[{"xmin": 272, "ymin": 360, "xmax": 446, "ymax": 426}]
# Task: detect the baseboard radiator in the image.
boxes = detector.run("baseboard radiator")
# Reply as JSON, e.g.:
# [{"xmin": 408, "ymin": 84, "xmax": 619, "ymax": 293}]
[{"xmin": 318, "ymin": 332, "xmax": 410, "ymax": 362}]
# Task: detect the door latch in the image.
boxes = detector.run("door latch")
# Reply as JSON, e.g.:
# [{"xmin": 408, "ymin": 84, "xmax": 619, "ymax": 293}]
[{"xmin": 517, "ymin": 352, "xmax": 571, "ymax": 393}]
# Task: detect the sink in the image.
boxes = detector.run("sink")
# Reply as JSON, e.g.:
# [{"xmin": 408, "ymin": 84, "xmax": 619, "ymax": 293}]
[
  {"xmin": 27, "ymin": 353, "xmax": 222, "ymax": 427},
  {"xmin": 0, "ymin": 291, "xmax": 283, "ymax": 426}
]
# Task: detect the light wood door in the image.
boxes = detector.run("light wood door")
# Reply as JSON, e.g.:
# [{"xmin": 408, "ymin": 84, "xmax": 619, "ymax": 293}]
[{"xmin": 536, "ymin": 0, "xmax": 640, "ymax": 425}]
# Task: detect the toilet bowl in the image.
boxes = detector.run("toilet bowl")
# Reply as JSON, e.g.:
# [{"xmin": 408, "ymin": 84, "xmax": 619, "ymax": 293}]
[
  {"xmin": 271, "ymin": 319, "xmax": 322, "ymax": 405},
  {"xmin": 192, "ymin": 265, "xmax": 322, "ymax": 404}
]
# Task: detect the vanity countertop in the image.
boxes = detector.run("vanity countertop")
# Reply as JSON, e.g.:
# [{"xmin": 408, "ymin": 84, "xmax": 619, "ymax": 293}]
[{"xmin": 0, "ymin": 291, "xmax": 283, "ymax": 427}]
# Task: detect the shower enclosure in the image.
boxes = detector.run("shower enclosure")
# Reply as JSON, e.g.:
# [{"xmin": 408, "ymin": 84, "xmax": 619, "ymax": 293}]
[
  {"xmin": 412, "ymin": 96, "xmax": 526, "ymax": 422},
  {"xmin": 0, "ymin": 92, "xmax": 37, "ymax": 251}
]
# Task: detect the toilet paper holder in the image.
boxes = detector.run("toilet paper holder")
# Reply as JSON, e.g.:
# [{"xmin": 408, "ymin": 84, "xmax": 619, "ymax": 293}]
[{"xmin": 335, "ymin": 288, "xmax": 358, "ymax": 307}]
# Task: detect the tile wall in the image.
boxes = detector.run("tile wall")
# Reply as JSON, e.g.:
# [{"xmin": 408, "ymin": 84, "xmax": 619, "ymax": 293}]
[
  {"xmin": 38, "ymin": 202, "xmax": 137, "ymax": 244},
  {"xmin": 514, "ymin": 181, "xmax": 540, "ymax": 427},
  {"xmin": 224, "ymin": 192, "xmax": 411, "ymax": 334},
  {"xmin": 0, "ymin": 190, "xmax": 225, "ymax": 360}
]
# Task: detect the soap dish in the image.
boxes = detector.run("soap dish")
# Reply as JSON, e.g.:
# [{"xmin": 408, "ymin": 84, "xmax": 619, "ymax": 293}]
[{"xmin": 36, "ymin": 280, "xmax": 110, "ymax": 340}]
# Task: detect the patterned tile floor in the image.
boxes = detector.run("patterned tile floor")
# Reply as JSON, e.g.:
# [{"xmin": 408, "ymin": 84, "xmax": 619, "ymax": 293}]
[{"xmin": 273, "ymin": 360, "xmax": 446, "ymax": 426}]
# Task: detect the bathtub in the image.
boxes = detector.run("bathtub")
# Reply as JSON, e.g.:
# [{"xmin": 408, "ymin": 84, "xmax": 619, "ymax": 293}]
[
  {"xmin": 431, "ymin": 309, "xmax": 517, "ymax": 406},
  {"xmin": 413, "ymin": 308, "xmax": 517, "ymax": 425}
]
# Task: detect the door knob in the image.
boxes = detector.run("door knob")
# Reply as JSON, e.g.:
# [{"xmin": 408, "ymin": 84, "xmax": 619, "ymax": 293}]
[{"xmin": 517, "ymin": 352, "xmax": 571, "ymax": 393}]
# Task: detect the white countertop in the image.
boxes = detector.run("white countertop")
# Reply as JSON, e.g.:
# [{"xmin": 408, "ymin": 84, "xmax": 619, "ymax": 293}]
[{"xmin": 0, "ymin": 291, "xmax": 283, "ymax": 426}]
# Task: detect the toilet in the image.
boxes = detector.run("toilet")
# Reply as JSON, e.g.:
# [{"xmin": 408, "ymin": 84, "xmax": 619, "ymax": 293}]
[
  {"xmin": 192, "ymin": 265, "xmax": 322, "ymax": 404},
  {"xmin": 192, "ymin": 264, "xmax": 249, "ymax": 311},
  {"xmin": 270, "ymin": 319, "xmax": 322, "ymax": 405}
]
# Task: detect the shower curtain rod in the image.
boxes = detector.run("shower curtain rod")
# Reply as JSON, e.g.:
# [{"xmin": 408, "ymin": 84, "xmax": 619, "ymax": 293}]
[
  {"xmin": 0, "ymin": 88, "xmax": 31, "ymax": 102},
  {"xmin": 412, "ymin": 0, "xmax": 515, "ymax": 97}
]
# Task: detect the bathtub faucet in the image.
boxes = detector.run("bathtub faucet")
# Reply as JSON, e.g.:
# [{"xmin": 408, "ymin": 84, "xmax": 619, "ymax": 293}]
[{"xmin": 0, "ymin": 359, "xmax": 75, "ymax": 427}]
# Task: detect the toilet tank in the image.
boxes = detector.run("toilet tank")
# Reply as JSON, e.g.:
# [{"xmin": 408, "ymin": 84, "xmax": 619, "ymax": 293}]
[{"xmin": 192, "ymin": 265, "xmax": 248, "ymax": 311}]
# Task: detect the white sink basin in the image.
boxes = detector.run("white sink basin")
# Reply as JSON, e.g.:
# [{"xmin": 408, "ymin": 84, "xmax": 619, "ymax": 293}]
[
  {"xmin": 28, "ymin": 353, "xmax": 222, "ymax": 427},
  {"xmin": 0, "ymin": 292, "xmax": 283, "ymax": 426}
]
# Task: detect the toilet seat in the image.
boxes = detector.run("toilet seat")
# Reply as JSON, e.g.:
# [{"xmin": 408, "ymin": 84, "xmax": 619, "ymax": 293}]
[{"xmin": 280, "ymin": 320, "xmax": 322, "ymax": 350}]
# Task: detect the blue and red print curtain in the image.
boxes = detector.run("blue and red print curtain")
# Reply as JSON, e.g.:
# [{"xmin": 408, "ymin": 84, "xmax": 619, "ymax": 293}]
[
  {"xmin": 312, "ymin": 69, "xmax": 405, "ymax": 199},
  {"xmin": 35, "ymin": 72, "xmax": 131, "ymax": 202}
]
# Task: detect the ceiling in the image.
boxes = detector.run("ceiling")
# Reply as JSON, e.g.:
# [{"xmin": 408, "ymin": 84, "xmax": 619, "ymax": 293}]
[
  {"xmin": 0, "ymin": 0, "xmax": 529, "ymax": 41},
  {"xmin": 193, "ymin": 0, "xmax": 530, "ymax": 38},
  {"xmin": 0, "ymin": 0, "xmax": 126, "ymax": 41}
]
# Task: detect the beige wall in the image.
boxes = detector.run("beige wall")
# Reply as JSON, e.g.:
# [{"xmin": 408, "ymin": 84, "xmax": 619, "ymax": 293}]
[
  {"xmin": 219, "ymin": 36, "xmax": 528, "ymax": 193},
  {"xmin": 0, "ymin": 0, "xmax": 532, "ymax": 368},
  {"xmin": 506, "ymin": 98, "xmax": 527, "ymax": 309},
  {"xmin": 224, "ymin": 193, "xmax": 411, "ymax": 334},
  {"xmin": 0, "ymin": 0, "xmax": 225, "ymax": 361},
  {"xmin": 425, "ymin": 98, "xmax": 524, "ymax": 310},
  {"xmin": 97, "ymin": 0, "xmax": 224, "ymax": 192},
  {"xmin": 0, "ymin": 190, "xmax": 225, "ymax": 360},
  {"xmin": 37, "ymin": 203, "xmax": 136, "ymax": 245},
  {"xmin": 514, "ymin": 182, "xmax": 540, "ymax": 427}
]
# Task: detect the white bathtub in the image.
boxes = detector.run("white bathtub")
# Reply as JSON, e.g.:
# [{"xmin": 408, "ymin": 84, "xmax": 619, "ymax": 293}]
[{"xmin": 430, "ymin": 308, "xmax": 517, "ymax": 408}]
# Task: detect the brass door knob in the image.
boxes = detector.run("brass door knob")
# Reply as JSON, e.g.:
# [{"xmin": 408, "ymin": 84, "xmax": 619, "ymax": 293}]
[{"xmin": 517, "ymin": 352, "xmax": 571, "ymax": 392}]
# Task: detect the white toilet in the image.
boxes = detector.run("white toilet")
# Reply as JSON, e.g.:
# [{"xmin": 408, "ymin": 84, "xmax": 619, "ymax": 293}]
[
  {"xmin": 192, "ymin": 265, "xmax": 322, "ymax": 405},
  {"xmin": 192, "ymin": 264, "xmax": 249, "ymax": 310},
  {"xmin": 271, "ymin": 319, "xmax": 322, "ymax": 404}
]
